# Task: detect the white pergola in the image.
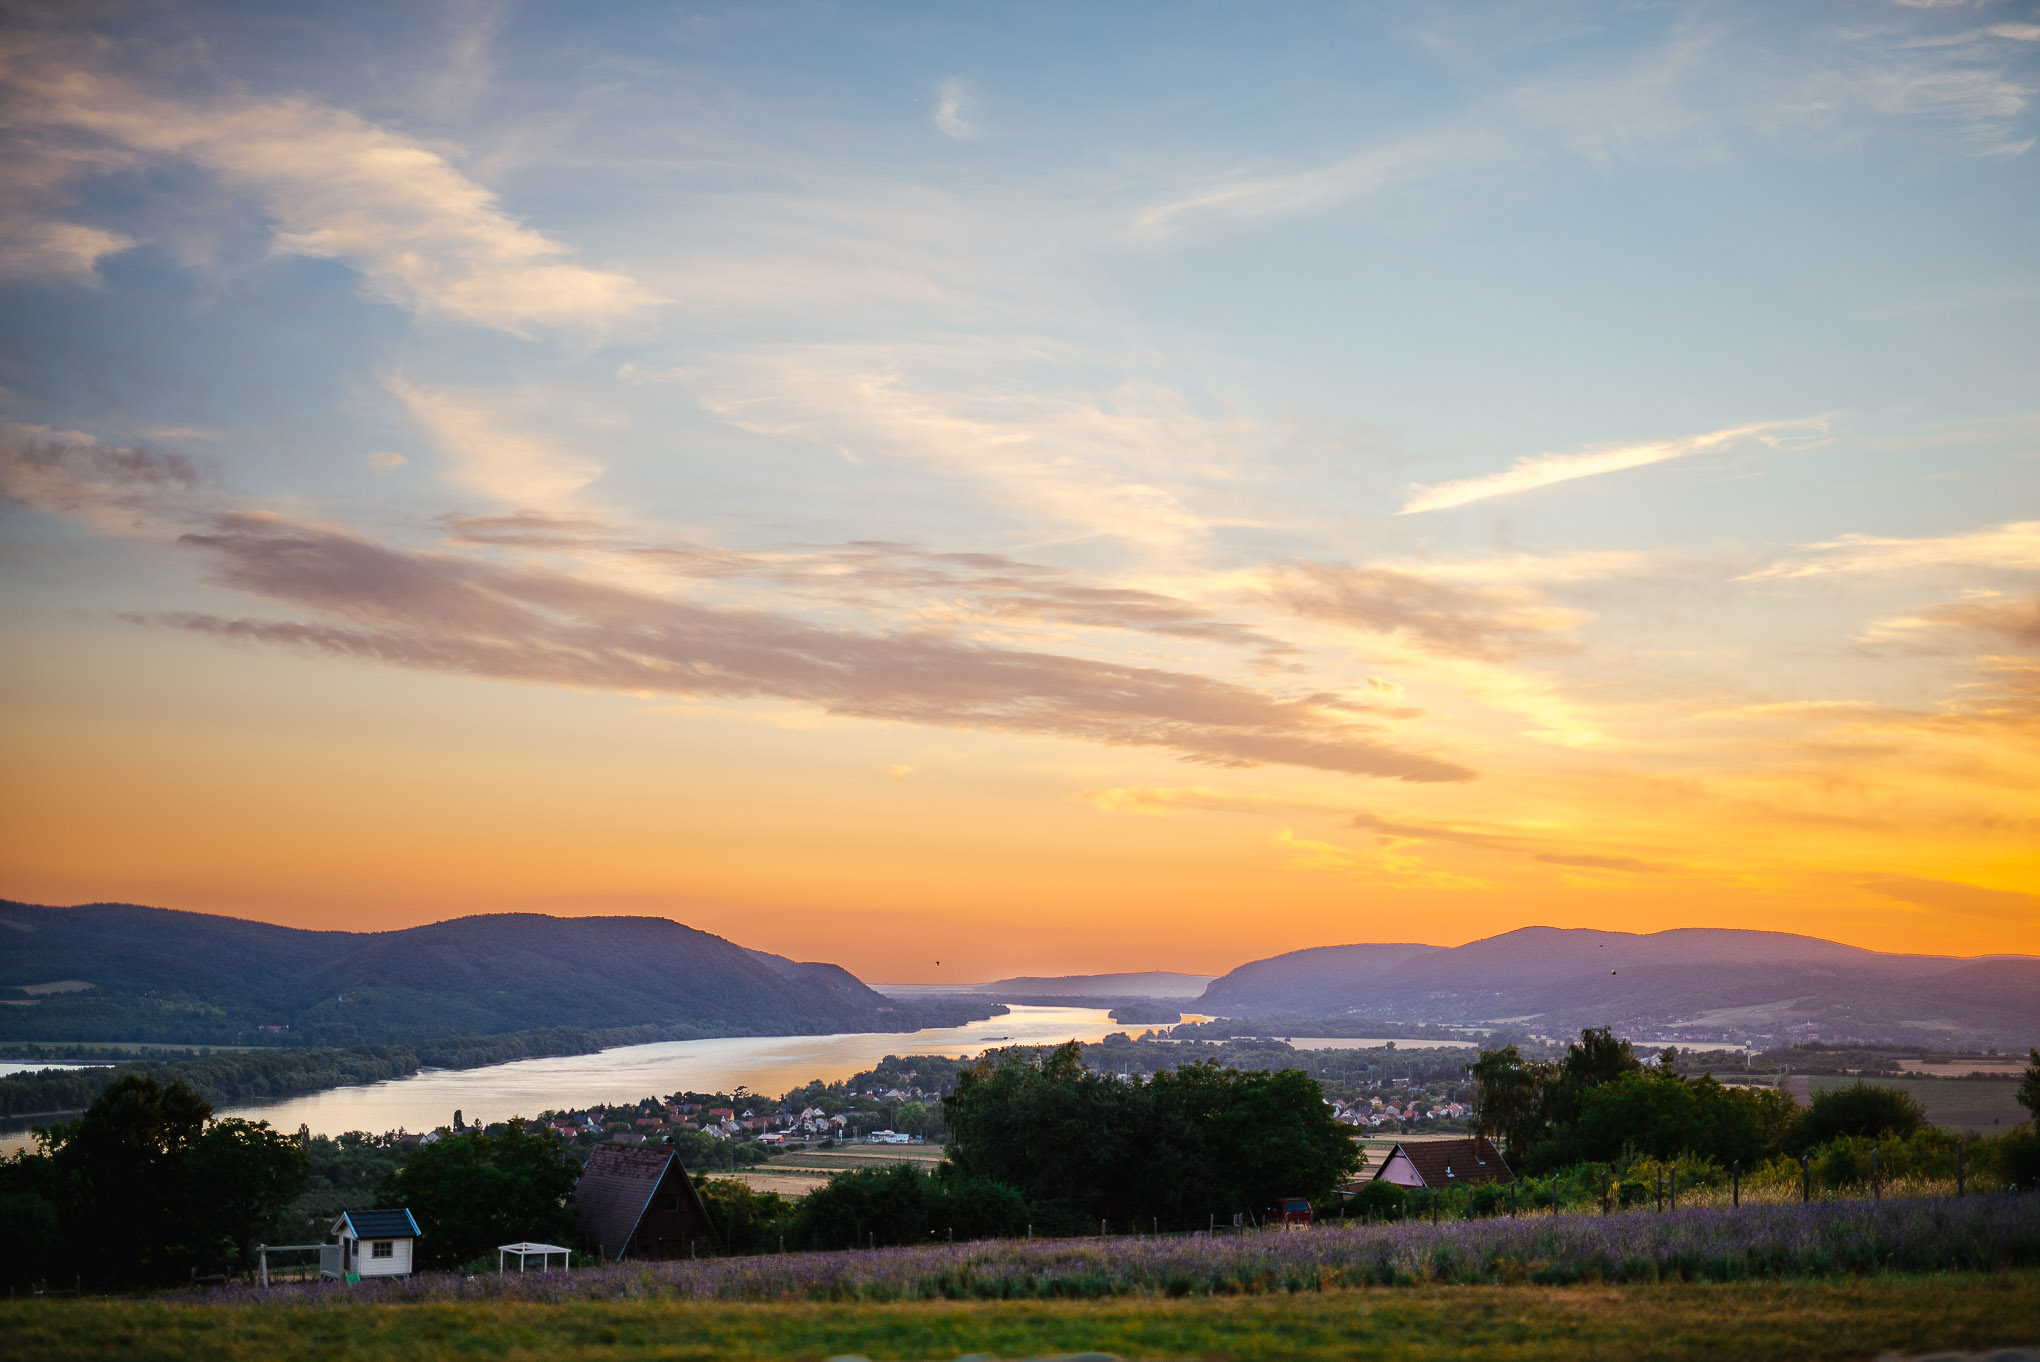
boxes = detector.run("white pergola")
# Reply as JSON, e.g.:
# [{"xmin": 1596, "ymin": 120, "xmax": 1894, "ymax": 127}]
[{"xmin": 497, "ymin": 1242, "xmax": 572, "ymax": 1274}]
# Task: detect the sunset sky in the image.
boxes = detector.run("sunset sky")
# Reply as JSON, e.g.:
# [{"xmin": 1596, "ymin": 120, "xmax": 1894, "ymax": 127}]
[{"xmin": 2, "ymin": 1, "xmax": 2036, "ymax": 981}]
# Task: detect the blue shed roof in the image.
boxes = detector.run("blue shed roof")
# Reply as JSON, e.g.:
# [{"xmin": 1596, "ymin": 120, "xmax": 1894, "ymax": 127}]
[{"xmin": 339, "ymin": 1208, "xmax": 421, "ymax": 1239}]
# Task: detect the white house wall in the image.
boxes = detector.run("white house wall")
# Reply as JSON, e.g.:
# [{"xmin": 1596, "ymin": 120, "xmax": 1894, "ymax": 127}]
[{"xmin": 347, "ymin": 1236, "xmax": 415, "ymax": 1277}]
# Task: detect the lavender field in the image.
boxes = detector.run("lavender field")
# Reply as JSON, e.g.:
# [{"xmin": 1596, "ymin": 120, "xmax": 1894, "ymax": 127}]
[{"xmin": 218, "ymin": 1196, "xmax": 2039, "ymax": 1306}]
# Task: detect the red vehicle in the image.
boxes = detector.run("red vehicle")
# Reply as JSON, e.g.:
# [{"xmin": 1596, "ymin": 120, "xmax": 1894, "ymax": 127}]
[{"xmin": 1272, "ymin": 1196, "xmax": 1313, "ymax": 1227}]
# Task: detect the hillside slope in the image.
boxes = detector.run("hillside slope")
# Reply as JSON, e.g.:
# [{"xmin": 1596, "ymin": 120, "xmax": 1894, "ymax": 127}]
[
  {"xmin": 1198, "ymin": 926, "xmax": 2039, "ymax": 1049},
  {"xmin": 0, "ymin": 901, "xmax": 938, "ymax": 1045}
]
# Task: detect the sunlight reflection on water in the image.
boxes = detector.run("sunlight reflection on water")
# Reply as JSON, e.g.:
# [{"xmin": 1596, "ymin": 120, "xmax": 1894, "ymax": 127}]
[{"xmin": 210, "ymin": 1005, "xmax": 1128, "ymax": 1137}]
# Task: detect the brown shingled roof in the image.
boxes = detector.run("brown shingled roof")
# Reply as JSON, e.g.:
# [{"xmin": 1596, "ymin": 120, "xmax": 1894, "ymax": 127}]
[
  {"xmin": 571, "ymin": 1144, "xmax": 721, "ymax": 1260},
  {"xmin": 1374, "ymin": 1136, "xmax": 1513, "ymax": 1188}
]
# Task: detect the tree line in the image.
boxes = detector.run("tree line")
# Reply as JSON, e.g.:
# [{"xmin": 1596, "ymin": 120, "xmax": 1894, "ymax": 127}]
[{"xmin": 1469, "ymin": 1030, "xmax": 2040, "ymax": 1189}]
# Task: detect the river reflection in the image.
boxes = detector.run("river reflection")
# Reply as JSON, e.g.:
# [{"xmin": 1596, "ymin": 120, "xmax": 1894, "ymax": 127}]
[{"xmin": 209, "ymin": 1005, "xmax": 1133, "ymax": 1138}]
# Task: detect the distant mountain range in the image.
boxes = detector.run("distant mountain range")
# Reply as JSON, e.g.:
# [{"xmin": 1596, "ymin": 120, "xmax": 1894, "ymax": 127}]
[
  {"xmin": 7, "ymin": 901, "xmax": 2029, "ymax": 1054},
  {"xmin": 895, "ymin": 971, "xmax": 1216, "ymax": 1001},
  {"xmin": 1196, "ymin": 927, "xmax": 2040, "ymax": 1050},
  {"xmin": 0, "ymin": 901, "xmax": 985, "ymax": 1046}
]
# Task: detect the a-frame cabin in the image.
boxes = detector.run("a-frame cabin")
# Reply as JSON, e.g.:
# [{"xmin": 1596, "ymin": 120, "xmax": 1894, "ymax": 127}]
[{"xmin": 571, "ymin": 1144, "xmax": 722, "ymax": 1261}]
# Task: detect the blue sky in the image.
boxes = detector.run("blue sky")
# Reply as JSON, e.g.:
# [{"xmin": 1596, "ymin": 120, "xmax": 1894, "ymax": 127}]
[{"xmin": 2, "ymin": 0, "xmax": 2036, "ymax": 975}]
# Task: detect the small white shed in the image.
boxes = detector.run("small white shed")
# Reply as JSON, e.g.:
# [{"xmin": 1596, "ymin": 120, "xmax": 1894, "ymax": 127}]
[{"xmin": 323, "ymin": 1208, "xmax": 423, "ymax": 1279}]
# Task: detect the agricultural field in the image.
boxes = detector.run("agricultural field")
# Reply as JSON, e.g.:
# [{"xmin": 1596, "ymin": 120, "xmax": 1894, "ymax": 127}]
[
  {"xmin": 5, "ymin": 1271, "xmax": 2036, "ymax": 1360},
  {"xmin": 732, "ymin": 1143, "xmax": 949, "ymax": 1199},
  {"xmin": 1899, "ymin": 1058, "xmax": 2028, "ymax": 1078},
  {"xmin": 1790, "ymin": 1074, "xmax": 2027, "ymax": 1134}
]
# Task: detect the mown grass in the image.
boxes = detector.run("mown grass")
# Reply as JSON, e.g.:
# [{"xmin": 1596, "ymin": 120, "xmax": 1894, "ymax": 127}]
[{"xmin": 6, "ymin": 1273, "xmax": 2038, "ymax": 1361}]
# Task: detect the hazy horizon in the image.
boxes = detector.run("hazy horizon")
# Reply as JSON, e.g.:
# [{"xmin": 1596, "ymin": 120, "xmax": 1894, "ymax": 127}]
[{"xmin": 2, "ymin": 2, "xmax": 2035, "ymax": 982}]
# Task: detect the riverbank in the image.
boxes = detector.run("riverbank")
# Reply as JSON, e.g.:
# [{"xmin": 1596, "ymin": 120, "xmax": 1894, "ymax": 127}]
[
  {"xmin": 1, "ymin": 1006, "xmax": 1116, "ymax": 1153},
  {"xmin": 6, "ymin": 1273, "xmax": 2036, "ymax": 1361}
]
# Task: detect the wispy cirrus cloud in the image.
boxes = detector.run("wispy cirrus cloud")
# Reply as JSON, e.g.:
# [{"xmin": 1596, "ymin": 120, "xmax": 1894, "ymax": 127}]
[
  {"xmin": 1268, "ymin": 562, "xmax": 1581, "ymax": 659},
  {"xmin": 1132, "ymin": 127, "xmax": 1486, "ymax": 239},
  {"xmin": 1078, "ymin": 785, "xmax": 1670, "ymax": 874},
  {"xmin": 152, "ymin": 513, "xmax": 1472, "ymax": 782},
  {"xmin": 1401, "ymin": 418, "xmax": 1829, "ymax": 514},
  {"xmin": 1132, "ymin": 7, "xmax": 2036, "ymax": 243},
  {"xmin": 1742, "ymin": 521, "xmax": 2040, "ymax": 580},
  {"xmin": 673, "ymin": 341, "xmax": 1249, "ymax": 551},
  {"xmin": 1860, "ymin": 590, "xmax": 2040, "ymax": 652},
  {"xmin": 390, "ymin": 378, "xmax": 604, "ymax": 506},
  {"xmin": 1861, "ymin": 873, "xmax": 2040, "ymax": 922},
  {"xmin": 0, "ymin": 41, "xmax": 645, "ymax": 335},
  {"xmin": 638, "ymin": 540, "xmax": 1300, "ymax": 658}
]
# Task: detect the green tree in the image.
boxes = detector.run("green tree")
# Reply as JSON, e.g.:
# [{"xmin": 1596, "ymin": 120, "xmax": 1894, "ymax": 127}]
[
  {"xmin": 47, "ymin": 1073, "xmax": 211, "ymax": 1284},
  {"xmin": 1140, "ymin": 1060, "xmax": 1358, "ymax": 1225},
  {"xmin": 793, "ymin": 1163, "xmax": 937, "ymax": 1249},
  {"xmin": 935, "ymin": 1172, "xmax": 1030, "ymax": 1240},
  {"xmin": 379, "ymin": 1121, "xmax": 577, "ymax": 1269},
  {"xmin": 1790, "ymin": 1082, "xmax": 1927, "ymax": 1153},
  {"xmin": 695, "ymin": 1177, "xmax": 791, "ymax": 1254},
  {"xmin": 943, "ymin": 1042, "xmax": 1356, "ymax": 1232},
  {"xmin": 0, "ymin": 1172, "xmax": 61, "ymax": 1288},
  {"xmin": 1573, "ymin": 1070, "xmax": 1698, "ymax": 1163},
  {"xmin": 1467, "ymin": 1045, "xmax": 1552, "ymax": 1155},
  {"xmin": 184, "ymin": 1118, "xmax": 310, "ymax": 1274},
  {"xmin": 944, "ymin": 1043, "xmax": 1146, "ymax": 1230},
  {"xmin": 2018, "ymin": 1049, "xmax": 2040, "ymax": 1126},
  {"xmin": 1, "ymin": 1074, "xmax": 307, "ymax": 1287},
  {"xmin": 789, "ymin": 1164, "xmax": 1027, "ymax": 1249}
]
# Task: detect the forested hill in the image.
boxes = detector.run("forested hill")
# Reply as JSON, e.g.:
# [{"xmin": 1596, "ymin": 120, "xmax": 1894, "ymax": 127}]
[
  {"xmin": 0, "ymin": 901, "xmax": 977, "ymax": 1045},
  {"xmin": 1198, "ymin": 926, "xmax": 2040, "ymax": 1050}
]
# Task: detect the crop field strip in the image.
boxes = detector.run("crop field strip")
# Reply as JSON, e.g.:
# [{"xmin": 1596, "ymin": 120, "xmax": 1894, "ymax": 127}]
[
  {"xmin": 732, "ymin": 1145, "xmax": 952, "ymax": 1196},
  {"xmin": 6, "ymin": 1274, "xmax": 2037, "ymax": 1361}
]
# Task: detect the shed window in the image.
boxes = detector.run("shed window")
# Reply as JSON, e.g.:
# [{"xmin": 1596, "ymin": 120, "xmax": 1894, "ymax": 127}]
[
  {"xmin": 661, "ymin": 1195, "xmax": 679, "ymax": 1212},
  {"xmin": 372, "ymin": 1240, "xmax": 394, "ymax": 1259}
]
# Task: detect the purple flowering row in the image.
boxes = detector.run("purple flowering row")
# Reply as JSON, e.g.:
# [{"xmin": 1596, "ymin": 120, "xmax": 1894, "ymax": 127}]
[{"xmin": 201, "ymin": 1195, "xmax": 2040, "ymax": 1306}]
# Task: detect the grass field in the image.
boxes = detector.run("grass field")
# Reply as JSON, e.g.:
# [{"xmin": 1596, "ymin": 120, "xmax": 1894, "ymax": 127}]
[{"xmin": 5, "ymin": 1273, "xmax": 2036, "ymax": 1360}]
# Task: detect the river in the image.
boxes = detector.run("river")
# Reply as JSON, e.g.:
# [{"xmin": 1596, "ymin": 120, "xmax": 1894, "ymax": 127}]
[
  {"xmin": 2, "ymin": 1005, "xmax": 1221, "ymax": 1149},
  {"xmin": 200, "ymin": 1004, "xmax": 1137, "ymax": 1139}
]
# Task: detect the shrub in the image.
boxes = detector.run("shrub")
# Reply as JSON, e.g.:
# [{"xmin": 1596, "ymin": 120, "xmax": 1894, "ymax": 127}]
[{"xmin": 1791, "ymin": 1083, "xmax": 1926, "ymax": 1153}]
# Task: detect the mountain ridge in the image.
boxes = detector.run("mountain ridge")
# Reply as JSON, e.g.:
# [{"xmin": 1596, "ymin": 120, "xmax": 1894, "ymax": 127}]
[
  {"xmin": 0, "ymin": 900, "xmax": 974, "ymax": 1045},
  {"xmin": 1197, "ymin": 925, "xmax": 2039, "ymax": 1048}
]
